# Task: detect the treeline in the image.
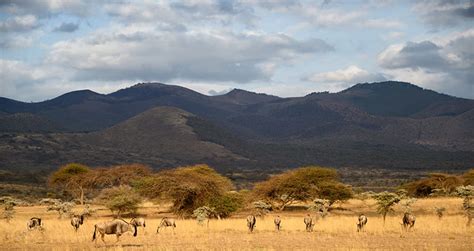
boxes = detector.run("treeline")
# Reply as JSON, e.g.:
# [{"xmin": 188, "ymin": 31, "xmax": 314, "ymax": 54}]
[
  {"xmin": 402, "ymin": 170, "xmax": 474, "ymax": 197},
  {"xmin": 47, "ymin": 163, "xmax": 352, "ymax": 217}
]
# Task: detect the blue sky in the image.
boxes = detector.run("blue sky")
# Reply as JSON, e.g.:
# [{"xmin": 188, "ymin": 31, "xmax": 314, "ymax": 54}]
[{"xmin": 1, "ymin": 0, "xmax": 473, "ymax": 101}]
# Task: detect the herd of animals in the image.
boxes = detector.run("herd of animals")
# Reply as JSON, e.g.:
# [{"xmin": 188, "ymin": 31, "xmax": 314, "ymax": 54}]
[{"xmin": 25, "ymin": 212, "xmax": 416, "ymax": 244}]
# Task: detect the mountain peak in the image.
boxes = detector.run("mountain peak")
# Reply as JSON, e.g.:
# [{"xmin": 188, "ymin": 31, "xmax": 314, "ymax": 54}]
[
  {"xmin": 130, "ymin": 82, "xmax": 166, "ymax": 88},
  {"xmin": 213, "ymin": 88, "xmax": 280, "ymax": 105}
]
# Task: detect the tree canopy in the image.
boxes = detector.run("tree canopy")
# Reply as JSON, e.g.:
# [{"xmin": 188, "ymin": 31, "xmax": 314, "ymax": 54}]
[
  {"xmin": 135, "ymin": 164, "xmax": 233, "ymax": 215},
  {"xmin": 48, "ymin": 163, "xmax": 91, "ymax": 204},
  {"xmin": 403, "ymin": 172, "xmax": 464, "ymax": 197},
  {"xmin": 98, "ymin": 185, "xmax": 142, "ymax": 216},
  {"xmin": 253, "ymin": 166, "xmax": 352, "ymax": 210}
]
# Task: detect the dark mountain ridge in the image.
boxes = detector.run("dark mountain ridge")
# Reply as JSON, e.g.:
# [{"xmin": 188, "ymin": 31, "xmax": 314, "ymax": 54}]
[{"xmin": 1, "ymin": 81, "xmax": 473, "ymax": 179}]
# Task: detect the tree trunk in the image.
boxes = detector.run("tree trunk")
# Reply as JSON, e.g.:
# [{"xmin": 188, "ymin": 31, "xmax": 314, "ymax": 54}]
[{"xmin": 79, "ymin": 186, "xmax": 84, "ymax": 205}]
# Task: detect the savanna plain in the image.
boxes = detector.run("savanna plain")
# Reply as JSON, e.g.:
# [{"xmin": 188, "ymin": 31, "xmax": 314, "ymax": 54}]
[{"xmin": 1, "ymin": 198, "xmax": 473, "ymax": 251}]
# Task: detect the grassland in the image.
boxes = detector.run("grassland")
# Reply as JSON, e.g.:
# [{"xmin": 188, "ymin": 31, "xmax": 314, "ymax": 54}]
[{"xmin": 1, "ymin": 198, "xmax": 473, "ymax": 250}]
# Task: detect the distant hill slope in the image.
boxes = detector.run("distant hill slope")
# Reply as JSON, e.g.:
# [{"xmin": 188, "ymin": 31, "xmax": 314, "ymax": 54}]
[
  {"xmin": 0, "ymin": 106, "xmax": 246, "ymax": 172},
  {"xmin": 334, "ymin": 81, "xmax": 474, "ymax": 117},
  {"xmin": 211, "ymin": 89, "xmax": 281, "ymax": 105},
  {"xmin": 83, "ymin": 106, "xmax": 243, "ymax": 162},
  {"xmin": 0, "ymin": 81, "xmax": 473, "ymax": 174}
]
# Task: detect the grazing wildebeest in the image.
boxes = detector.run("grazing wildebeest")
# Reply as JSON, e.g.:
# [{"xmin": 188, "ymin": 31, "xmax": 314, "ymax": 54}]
[
  {"xmin": 27, "ymin": 217, "xmax": 42, "ymax": 230},
  {"xmin": 130, "ymin": 217, "xmax": 146, "ymax": 228},
  {"xmin": 304, "ymin": 214, "xmax": 314, "ymax": 232},
  {"xmin": 71, "ymin": 214, "xmax": 84, "ymax": 231},
  {"xmin": 156, "ymin": 217, "xmax": 176, "ymax": 233},
  {"xmin": 357, "ymin": 214, "xmax": 368, "ymax": 232},
  {"xmin": 92, "ymin": 219, "xmax": 137, "ymax": 243},
  {"xmin": 402, "ymin": 212, "xmax": 416, "ymax": 231},
  {"xmin": 246, "ymin": 215, "xmax": 256, "ymax": 233},
  {"xmin": 274, "ymin": 216, "xmax": 281, "ymax": 231}
]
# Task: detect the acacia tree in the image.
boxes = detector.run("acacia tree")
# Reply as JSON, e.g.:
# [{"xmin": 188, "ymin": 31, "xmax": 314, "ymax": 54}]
[
  {"xmin": 404, "ymin": 173, "xmax": 464, "ymax": 197},
  {"xmin": 456, "ymin": 185, "xmax": 474, "ymax": 226},
  {"xmin": 253, "ymin": 166, "xmax": 352, "ymax": 210},
  {"xmin": 98, "ymin": 186, "xmax": 142, "ymax": 217},
  {"xmin": 372, "ymin": 192, "xmax": 401, "ymax": 224},
  {"xmin": 1, "ymin": 198, "xmax": 16, "ymax": 223},
  {"xmin": 135, "ymin": 164, "xmax": 233, "ymax": 216},
  {"xmin": 463, "ymin": 169, "xmax": 474, "ymax": 186},
  {"xmin": 48, "ymin": 163, "xmax": 91, "ymax": 205}
]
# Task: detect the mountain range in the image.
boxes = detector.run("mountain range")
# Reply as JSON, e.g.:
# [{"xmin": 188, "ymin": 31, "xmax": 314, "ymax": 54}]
[{"xmin": 1, "ymin": 81, "xmax": 473, "ymax": 185}]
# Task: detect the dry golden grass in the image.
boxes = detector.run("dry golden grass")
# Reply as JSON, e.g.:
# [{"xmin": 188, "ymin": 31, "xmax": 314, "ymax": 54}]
[{"xmin": 1, "ymin": 198, "xmax": 473, "ymax": 250}]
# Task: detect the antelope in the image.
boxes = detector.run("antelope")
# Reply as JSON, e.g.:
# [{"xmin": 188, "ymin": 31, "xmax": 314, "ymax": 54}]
[
  {"xmin": 402, "ymin": 212, "xmax": 416, "ymax": 231},
  {"xmin": 71, "ymin": 214, "xmax": 84, "ymax": 231},
  {"xmin": 357, "ymin": 214, "xmax": 368, "ymax": 232},
  {"xmin": 304, "ymin": 214, "xmax": 314, "ymax": 232},
  {"xmin": 27, "ymin": 217, "xmax": 42, "ymax": 230},
  {"xmin": 274, "ymin": 216, "xmax": 281, "ymax": 231},
  {"xmin": 92, "ymin": 219, "xmax": 137, "ymax": 243},
  {"xmin": 130, "ymin": 217, "xmax": 146, "ymax": 228},
  {"xmin": 156, "ymin": 218, "xmax": 176, "ymax": 233},
  {"xmin": 246, "ymin": 215, "xmax": 256, "ymax": 233}
]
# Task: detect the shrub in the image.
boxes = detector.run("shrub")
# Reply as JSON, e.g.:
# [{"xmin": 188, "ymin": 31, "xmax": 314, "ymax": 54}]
[
  {"xmin": 209, "ymin": 192, "xmax": 244, "ymax": 218},
  {"xmin": 98, "ymin": 186, "xmax": 142, "ymax": 217}
]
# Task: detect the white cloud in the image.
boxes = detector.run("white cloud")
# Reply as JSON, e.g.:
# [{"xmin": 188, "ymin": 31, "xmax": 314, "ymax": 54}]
[
  {"xmin": 45, "ymin": 26, "xmax": 333, "ymax": 83},
  {"xmin": 382, "ymin": 31, "xmax": 404, "ymax": 40},
  {"xmin": 412, "ymin": 0, "xmax": 474, "ymax": 29},
  {"xmin": 377, "ymin": 29, "xmax": 474, "ymax": 98},
  {"xmin": 0, "ymin": 15, "xmax": 39, "ymax": 32},
  {"xmin": 362, "ymin": 19, "xmax": 402, "ymax": 29},
  {"xmin": 305, "ymin": 65, "xmax": 387, "ymax": 85}
]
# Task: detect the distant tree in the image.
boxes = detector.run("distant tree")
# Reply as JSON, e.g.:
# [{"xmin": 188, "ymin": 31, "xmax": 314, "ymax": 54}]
[
  {"xmin": 1, "ymin": 198, "xmax": 17, "ymax": 223},
  {"xmin": 41, "ymin": 198, "xmax": 75, "ymax": 219},
  {"xmin": 135, "ymin": 164, "xmax": 233, "ymax": 215},
  {"xmin": 193, "ymin": 206, "xmax": 216, "ymax": 226},
  {"xmin": 252, "ymin": 200, "xmax": 272, "ymax": 217},
  {"xmin": 308, "ymin": 198, "xmax": 330, "ymax": 218},
  {"xmin": 48, "ymin": 163, "xmax": 91, "ymax": 205},
  {"xmin": 98, "ymin": 186, "xmax": 142, "ymax": 217},
  {"xmin": 253, "ymin": 166, "xmax": 352, "ymax": 210},
  {"xmin": 317, "ymin": 182, "xmax": 353, "ymax": 206},
  {"xmin": 403, "ymin": 173, "xmax": 463, "ymax": 197},
  {"xmin": 455, "ymin": 185, "xmax": 474, "ymax": 226},
  {"xmin": 463, "ymin": 169, "xmax": 474, "ymax": 186},
  {"xmin": 87, "ymin": 164, "xmax": 152, "ymax": 190},
  {"xmin": 372, "ymin": 192, "xmax": 401, "ymax": 224},
  {"xmin": 401, "ymin": 198, "xmax": 417, "ymax": 213}
]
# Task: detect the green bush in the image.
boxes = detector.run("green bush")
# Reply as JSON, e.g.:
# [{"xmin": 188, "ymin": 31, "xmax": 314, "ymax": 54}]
[{"xmin": 209, "ymin": 192, "xmax": 244, "ymax": 218}]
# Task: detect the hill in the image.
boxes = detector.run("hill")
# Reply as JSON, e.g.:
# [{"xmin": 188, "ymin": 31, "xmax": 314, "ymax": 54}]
[{"xmin": 1, "ymin": 81, "xmax": 473, "ymax": 185}]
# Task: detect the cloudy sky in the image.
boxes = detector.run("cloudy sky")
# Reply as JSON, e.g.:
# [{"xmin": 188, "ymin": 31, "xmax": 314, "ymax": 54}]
[{"xmin": 1, "ymin": 0, "xmax": 473, "ymax": 102}]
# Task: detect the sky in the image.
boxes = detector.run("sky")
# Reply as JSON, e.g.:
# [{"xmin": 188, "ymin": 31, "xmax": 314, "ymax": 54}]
[{"xmin": 0, "ymin": 0, "xmax": 473, "ymax": 102}]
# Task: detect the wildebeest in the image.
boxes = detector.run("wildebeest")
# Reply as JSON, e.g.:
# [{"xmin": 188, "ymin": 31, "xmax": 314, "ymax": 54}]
[
  {"xmin": 27, "ymin": 217, "xmax": 42, "ymax": 230},
  {"xmin": 92, "ymin": 219, "xmax": 137, "ymax": 243},
  {"xmin": 247, "ymin": 215, "xmax": 256, "ymax": 233},
  {"xmin": 274, "ymin": 216, "xmax": 281, "ymax": 231},
  {"xmin": 402, "ymin": 212, "xmax": 416, "ymax": 231},
  {"xmin": 156, "ymin": 217, "xmax": 176, "ymax": 233},
  {"xmin": 130, "ymin": 217, "xmax": 146, "ymax": 228},
  {"xmin": 71, "ymin": 214, "xmax": 84, "ymax": 231},
  {"xmin": 357, "ymin": 214, "xmax": 368, "ymax": 232},
  {"xmin": 304, "ymin": 214, "xmax": 314, "ymax": 232}
]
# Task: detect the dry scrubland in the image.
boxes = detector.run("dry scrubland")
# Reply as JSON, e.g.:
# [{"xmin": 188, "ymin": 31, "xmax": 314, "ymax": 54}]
[{"xmin": 1, "ymin": 198, "xmax": 473, "ymax": 250}]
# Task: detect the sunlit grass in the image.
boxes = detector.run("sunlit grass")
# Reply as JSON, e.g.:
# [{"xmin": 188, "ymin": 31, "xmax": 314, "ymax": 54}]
[{"xmin": 1, "ymin": 198, "xmax": 473, "ymax": 250}]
